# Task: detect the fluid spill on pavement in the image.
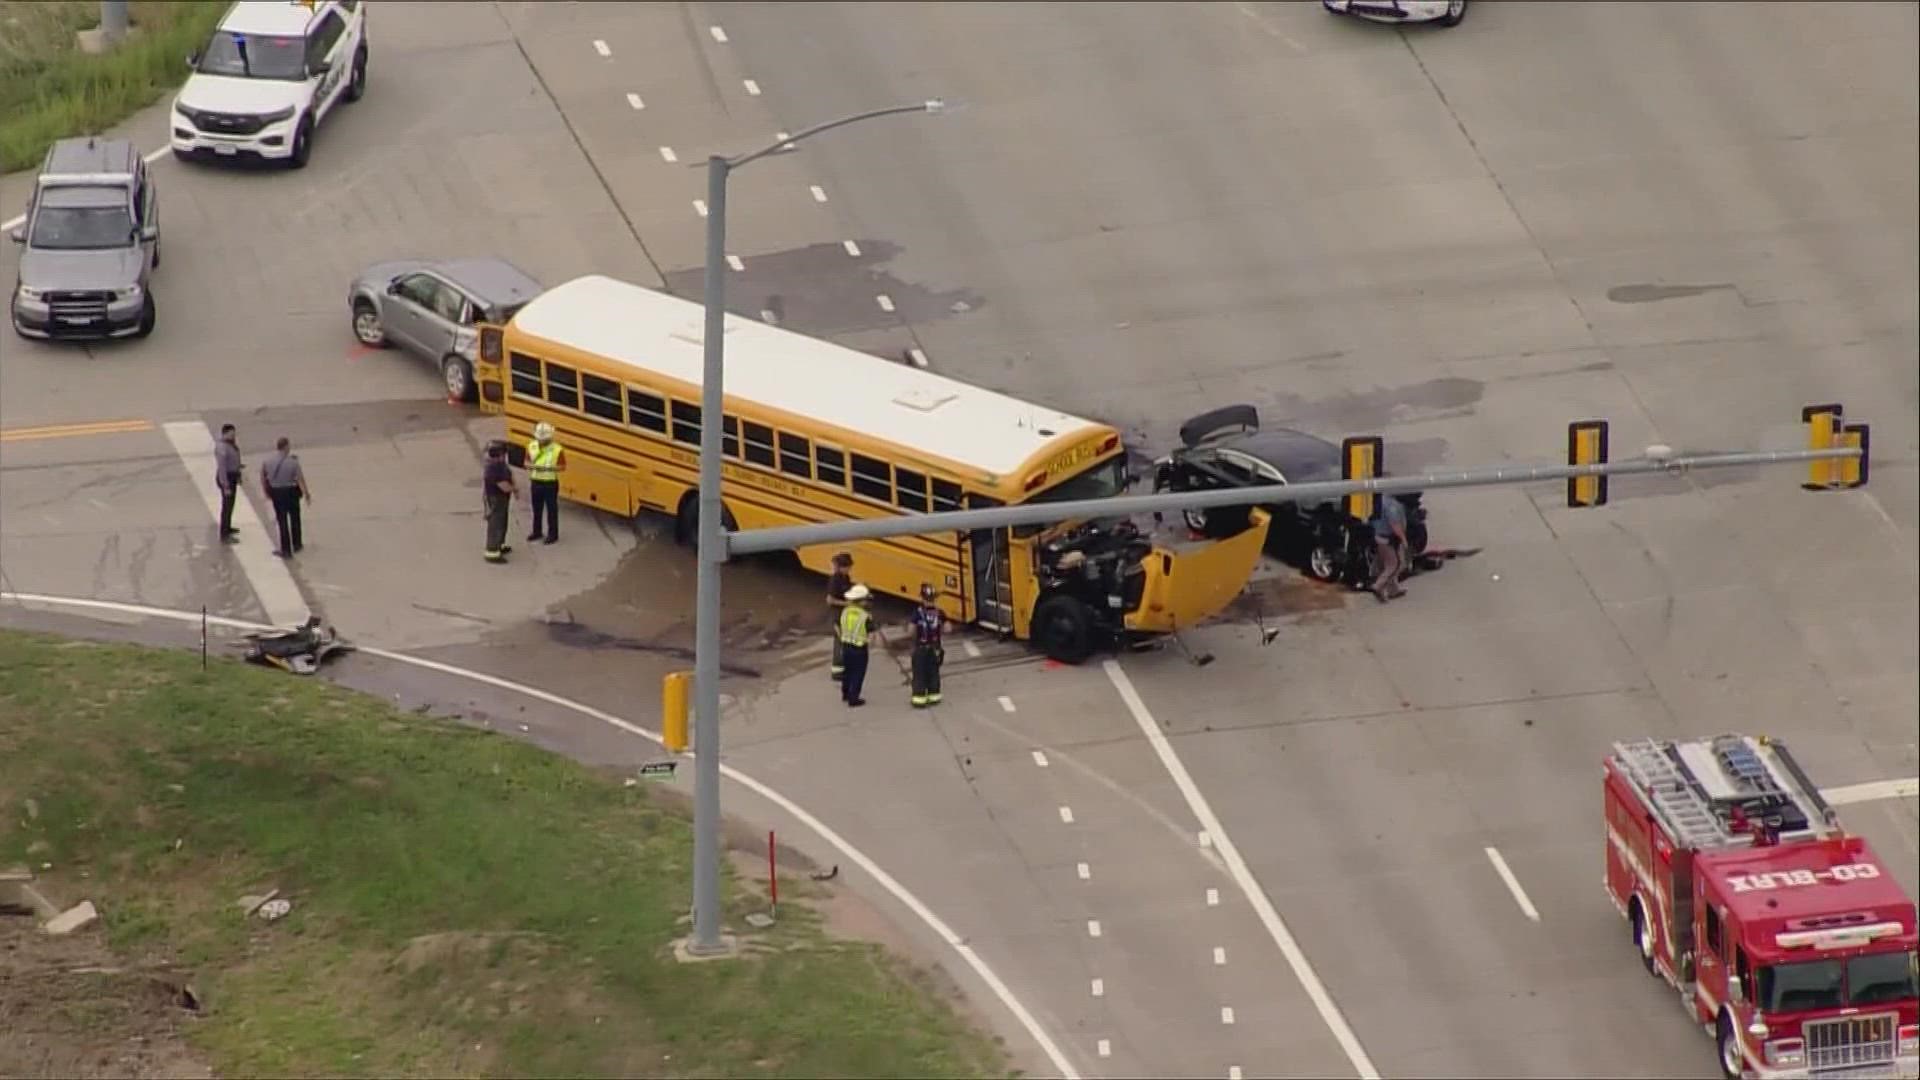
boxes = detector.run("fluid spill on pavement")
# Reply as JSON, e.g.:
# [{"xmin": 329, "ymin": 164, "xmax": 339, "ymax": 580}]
[
  {"xmin": 1607, "ymin": 282, "xmax": 1735, "ymax": 304},
  {"xmin": 661, "ymin": 239, "xmax": 985, "ymax": 338}
]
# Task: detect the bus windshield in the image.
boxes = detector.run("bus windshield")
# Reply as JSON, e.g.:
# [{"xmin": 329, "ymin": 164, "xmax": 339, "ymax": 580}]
[{"xmin": 1029, "ymin": 455, "xmax": 1128, "ymax": 505}]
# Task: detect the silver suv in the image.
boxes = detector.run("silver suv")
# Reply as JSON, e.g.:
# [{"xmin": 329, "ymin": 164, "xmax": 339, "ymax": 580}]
[
  {"xmin": 346, "ymin": 258, "xmax": 542, "ymax": 402},
  {"xmin": 8, "ymin": 137, "xmax": 159, "ymax": 341}
]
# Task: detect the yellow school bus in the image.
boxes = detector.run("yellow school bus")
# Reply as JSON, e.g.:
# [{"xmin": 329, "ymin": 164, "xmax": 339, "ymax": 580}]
[{"xmin": 475, "ymin": 275, "xmax": 1267, "ymax": 663}]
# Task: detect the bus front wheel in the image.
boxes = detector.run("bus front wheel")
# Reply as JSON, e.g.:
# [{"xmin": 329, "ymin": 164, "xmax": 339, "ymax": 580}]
[
  {"xmin": 674, "ymin": 494, "xmax": 737, "ymax": 548},
  {"xmin": 1032, "ymin": 594, "xmax": 1096, "ymax": 665}
]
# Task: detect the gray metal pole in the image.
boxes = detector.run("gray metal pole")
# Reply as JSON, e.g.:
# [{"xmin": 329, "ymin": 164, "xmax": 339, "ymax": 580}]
[
  {"xmin": 100, "ymin": 1, "xmax": 128, "ymax": 44},
  {"xmin": 689, "ymin": 154, "xmax": 730, "ymax": 955},
  {"xmin": 727, "ymin": 445, "xmax": 1862, "ymax": 556}
]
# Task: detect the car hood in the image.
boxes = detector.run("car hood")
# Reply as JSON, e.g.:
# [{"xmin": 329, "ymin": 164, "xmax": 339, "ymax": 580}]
[
  {"xmin": 176, "ymin": 76, "xmax": 306, "ymax": 116},
  {"xmin": 18, "ymin": 246, "xmax": 143, "ymax": 292}
]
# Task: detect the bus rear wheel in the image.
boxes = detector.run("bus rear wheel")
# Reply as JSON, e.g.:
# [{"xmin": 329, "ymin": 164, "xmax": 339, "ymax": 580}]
[
  {"xmin": 674, "ymin": 494, "xmax": 737, "ymax": 547},
  {"xmin": 1032, "ymin": 594, "xmax": 1096, "ymax": 665}
]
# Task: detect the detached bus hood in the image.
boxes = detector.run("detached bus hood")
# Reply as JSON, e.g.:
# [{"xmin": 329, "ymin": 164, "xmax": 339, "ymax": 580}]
[{"xmin": 1127, "ymin": 508, "xmax": 1271, "ymax": 634}]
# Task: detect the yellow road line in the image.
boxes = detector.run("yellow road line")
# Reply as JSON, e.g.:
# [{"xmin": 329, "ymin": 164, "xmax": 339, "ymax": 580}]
[{"xmin": 0, "ymin": 418, "xmax": 156, "ymax": 443}]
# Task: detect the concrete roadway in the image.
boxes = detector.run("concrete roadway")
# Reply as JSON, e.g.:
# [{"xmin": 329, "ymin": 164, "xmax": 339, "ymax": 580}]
[{"xmin": 3, "ymin": 2, "xmax": 1916, "ymax": 1078}]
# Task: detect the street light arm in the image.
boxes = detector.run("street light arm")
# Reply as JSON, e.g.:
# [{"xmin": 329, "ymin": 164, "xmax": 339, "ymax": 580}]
[{"xmin": 728, "ymin": 100, "xmax": 944, "ymax": 169}]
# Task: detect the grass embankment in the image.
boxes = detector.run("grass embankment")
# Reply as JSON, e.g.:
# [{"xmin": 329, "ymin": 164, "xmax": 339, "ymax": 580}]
[
  {"xmin": 0, "ymin": 630, "xmax": 1008, "ymax": 1079},
  {"xmin": 0, "ymin": 0, "xmax": 228, "ymax": 173}
]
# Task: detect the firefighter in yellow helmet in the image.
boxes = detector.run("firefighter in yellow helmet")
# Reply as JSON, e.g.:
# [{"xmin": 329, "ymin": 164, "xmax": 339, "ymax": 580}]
[
  {"xmin": 836, "ymin": 584, "xmax": 875, "ymax": 708},
  {"xmin": 525, "ymin": 421, "xmax": 566, "ymax": 544}
]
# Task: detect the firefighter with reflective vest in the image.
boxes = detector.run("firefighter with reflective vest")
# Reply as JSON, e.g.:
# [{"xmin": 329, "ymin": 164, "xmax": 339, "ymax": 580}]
[
  {"xmin": 909, "ymin": 583, "xmax": 946, "ymax": 707},
  {"xmin": 836, "ymin": 584, "xmax": 874, "ymax": 708},
  {"xmin": 826, "ymin": 552, "xmax": 855, "ymax": 681},
  {"xmin": 525, "ymin": 422, "xmax": 566, "ymax": 544}
]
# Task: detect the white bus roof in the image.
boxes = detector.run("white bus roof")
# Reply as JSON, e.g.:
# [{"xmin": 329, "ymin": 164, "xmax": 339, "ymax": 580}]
[{"xmin": 510, "ymin": 275, "xmax": 1107, "ymax": 478}]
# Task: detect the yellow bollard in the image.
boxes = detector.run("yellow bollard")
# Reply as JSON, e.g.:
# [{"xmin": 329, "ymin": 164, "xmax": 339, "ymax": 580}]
[{"xmin": 662, "ymin": 670, "xmax": 690, "ymax": 752}]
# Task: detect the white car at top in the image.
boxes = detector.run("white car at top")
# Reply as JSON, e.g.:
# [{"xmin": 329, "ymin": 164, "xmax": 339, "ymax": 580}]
[
  {"xmin": 171, "ymin": 0, "xmax": 369, "ymax": 169},
  {"xmin": 1323, "ymin": 0, "xmax": 1468, "ymax": 26}
]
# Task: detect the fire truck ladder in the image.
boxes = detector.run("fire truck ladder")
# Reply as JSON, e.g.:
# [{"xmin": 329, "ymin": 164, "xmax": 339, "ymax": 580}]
[{"xmin": 1614, "ymin": 738, "xmax": 1728, "ymax": 848}]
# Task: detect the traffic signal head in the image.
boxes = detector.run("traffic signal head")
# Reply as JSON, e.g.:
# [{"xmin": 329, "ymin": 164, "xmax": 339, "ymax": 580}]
[
  {"xmin": 1342, "ymin": 436, "xmax": 1383, "ymax": 522},
  {"xmin": 1566, "ymin": 420, "xmax": 1610, "ymax": 508}
]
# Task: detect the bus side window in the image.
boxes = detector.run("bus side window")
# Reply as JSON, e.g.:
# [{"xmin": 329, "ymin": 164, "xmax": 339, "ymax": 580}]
[
  {"xmin": 742, "ymin": 421, "xmax": 776, "ymax": 468},
  {"xmin": 895, "ymin": 467, "xmax": 929, "ymax": 512},
  {"xmin": 816, "ymin": 445, "xmax": 847, "ymax": 488},
  {"xmin": 628, "ymin": 388, "xmax": 667, "ymax": 433},
  {"xmin": 580, "ymin": 372, "xmax": 623, "ymax": 422},
  {"xmin": 546, "ymin": 363, "xmax": 580, "ymax": 410},
  {"xmin": 722, "ymin": 415, "xmax": 740, "ymax": 458},
  {"xmin": 671, "ymin": 401, "xmax": 701, "ymax": 445},
  {"xmin": 510, "ymin": 353, "xmax": 543, "ymax": 399},
  {"xmin": 851, "ymin": 453, "xmax": 892, "ymax": 502},
  {"xmin": 931, "ymin": 478, "xmax": 963, "ymax": 512},
  {"xmin": 778, "ymin": 433, "xmax": 811, "ymax": 478}
]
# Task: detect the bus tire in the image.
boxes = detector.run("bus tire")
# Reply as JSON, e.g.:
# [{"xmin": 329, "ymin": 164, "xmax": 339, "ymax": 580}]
[
  {"xmin": 1032, "ymin": 594, "xmax": 1096, "ymax": 665},
  {"xmin": 674, "ymin": 493, "xmax": 736, "ymax": 547}
]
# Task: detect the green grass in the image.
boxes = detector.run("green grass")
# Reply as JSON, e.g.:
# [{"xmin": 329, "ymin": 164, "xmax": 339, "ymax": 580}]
[
  {"xmin": 0, "ymin": 629, "xmax": 1011, "ymax": 1079},
  {"xmin": 0, "ymin": 0, "xmax": 229, "ymax": 173}
]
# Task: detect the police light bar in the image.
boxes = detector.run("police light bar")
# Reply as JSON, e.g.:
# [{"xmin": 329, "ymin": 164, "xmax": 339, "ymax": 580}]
[{"xmin": 1774, "ymin": 921, "xmax": 1903, "ymax": 951}]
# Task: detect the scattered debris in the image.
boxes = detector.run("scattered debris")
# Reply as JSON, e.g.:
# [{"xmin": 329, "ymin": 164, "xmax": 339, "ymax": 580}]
[
  {"xmin": 809, "ymin": 865, "xmax": 839, "ymax": 882},
  {"xmin": 256, "ymin": 898, "xmax": 292, "ymax": 922},
  {"xmin": 744, "ymin": 912, "xmax": 775, "ymax": 929},
  {"xmin": 236, "ymin": 889, "xmax": 280, "ymax": 917},
  {"xmin": 23, "ymin": 797, "xmax": 39, "ymax": 820},
  {"xmin": 233, "ymin": 615, "xmax": 355, "ymax": 675},
  {"xmin": 44, "ymin": 900, "xmax": 99, "ymax": 935}
]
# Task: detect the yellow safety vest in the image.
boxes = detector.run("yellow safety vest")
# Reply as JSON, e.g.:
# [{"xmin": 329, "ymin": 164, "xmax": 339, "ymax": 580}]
[
  {"xmin": 527, "ymin": 440, "xmax": 562, "ymax": 482},
  {"xmin": 838, "ymin": 604, "xmax": 869, "ymax": 648}
]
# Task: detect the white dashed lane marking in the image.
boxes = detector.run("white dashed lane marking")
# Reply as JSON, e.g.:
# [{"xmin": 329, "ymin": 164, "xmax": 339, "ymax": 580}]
[
  {"xmin": 1214, "ymin": 946, "xmax": 1227, "ymax": 966},
  {"xmin": 1002, "ymin": 696, "xmax": 1018, "ymax": 714},
  {"xmin": 876, "ymin": 294, "xmax": 896, "ymax": 313},
  {"xmin": 1220, "ymin": 1006, "xmax": 1236, "ymax": 1026},
  {"xmin": 626, "ymin": 93, "xmax": 645, "ymax": 110},
  {"xmin": 1090, "ymin": 978, "xmax": 1104, "ymax": 998},
  {"xmin": 1229, "ymin": 1067, "xmax": 1244, "ymax": 1080},
  {"xmin": 1031, "ymin": 749, "xmax": 1047, "ymax": 766},
  {"xmin": 907, "ymin": 347, "xmax": 930, "ymax": 368},
  {"xmin": 592, "ymin": 39, "xmax": 610, "ymax": 56},
  {"xmin": 743, "ymin": 78, "xmax": 761, "ymax": 95},
  {"xmin": 1087, "ymin": 920, "xmax": 1102, "ymax": 938},
  {"xmin": 758, "ymin": 309, "xmax": 778, "ymax": 324},
  {"xmin": 1485, "ymin": 846, "xmax": 1542, "ymax": 923},
  {"xmin": 709, "ymin": 25, "xmax": 728, "ymax": 42},
  {"xmin": 1058, "ymin": 806, "xmax": 1074, "ymax": 824},
  {"xmin": 962, "ymin": 639, "xmax": 981, "ymax": 658},
  {"xmin": 843, "ymin": 240, "xmax": 862, "ymax": 256},
  {"xmin": 1077, "ymin": 862, "xmax": 1091, "ymax": 880},
  {"xmin": 726, "ymin": 255, "xmax": 745, "ymax": 272},
  {"xmin": 1097, "ymin": 1040, "xmax": 1112, "ymax": 1059},
  {"xmin": 810, "ymin": 184, "xmax": 829, "ymax": 202},
  {"xmin": 658, "ymin": 146, "xmax": 678, "ymax": 163},
  {"xmin": 693, "ymin": 199, "xmax": 708, "ymax": 217},
  {"xmin": 1206, "ymin": 887, "xmax": 1220, "ymax": 907}
]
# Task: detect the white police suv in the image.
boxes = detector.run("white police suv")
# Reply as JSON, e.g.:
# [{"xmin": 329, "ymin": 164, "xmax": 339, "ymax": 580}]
[
  {"xmin": 172, "ymin": 0, "xmax": 368, "ymax": 169},
  {"xmin": 1323, "ymin": 0, "xmax": 1467, "ymax": 27}
]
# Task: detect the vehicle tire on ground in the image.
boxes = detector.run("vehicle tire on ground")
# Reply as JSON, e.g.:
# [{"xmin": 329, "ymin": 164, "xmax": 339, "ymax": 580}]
[
  {"xmin": 171, "ymin": 148, "xmax": 195, "ymax": 164},
  {"xmin": 151, "ymin": 238, "xmax": 161, "ymax": 270},
  {"xmin": 287, "ymin": 118, "xmax": 313, "ymax": 170},
  {"xmin": 1439, "ymin": 0, "xmax": 1468, "ymax": 25},
  {"xmin": 1031, "ymin": 593, "xmax": 1097, "ymax": 665},
  {"xmin": 1630, "ymin": 899, "xmax": 1658, "ymax": 976},
  {"xmin": 352, "ymin": 301, "xmax": 387, "ymax": 347},
  {"xmin": 1716, "ymin": 1014, "xmax": 1743, "ymax": 1080},
  {"xmin": 345, "ymin": 48, "xmax": 368, "ymax": 103},
  {"xmin": 442, "ymin": 356, "xmax": 475, "ymax": 403},
  {"xmin": 674, "ymin": 492, "xmax": 737, "ymax": 548},
  {"xmin": 134, "ymin": 297, "xmax": 156, "ymax": 339}
]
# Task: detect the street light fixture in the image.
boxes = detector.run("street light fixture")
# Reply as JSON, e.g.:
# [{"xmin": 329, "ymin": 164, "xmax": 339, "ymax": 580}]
[{"xmin": 687, "ymin": 99, "xmax": 947, "ymax": 956}]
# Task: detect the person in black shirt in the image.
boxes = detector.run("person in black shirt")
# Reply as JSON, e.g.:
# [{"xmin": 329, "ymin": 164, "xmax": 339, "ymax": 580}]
[
  {"xmin": 483, "ymin": 443, "xmax": 516, "ymax": 563},
  {"xmin": 826, "ymin": 551, "xmax": 854, "ymax": 680},
  {"xmin": 908, "ymin": 583, "xmax": 946, "ymax": 708}
]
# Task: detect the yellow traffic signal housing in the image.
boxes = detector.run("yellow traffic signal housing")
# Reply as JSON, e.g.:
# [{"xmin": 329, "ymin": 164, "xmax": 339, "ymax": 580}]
[
  {"xmin": 1566, "ymin": 420, "xmax": 1610, "ymax": 508},
  {"xmin": 1839, "ymin": 421, "xmax": 1869, "ymax": 488},
  {"xmin": 1802, "ymin": 404, "xmax": 1844, "ymax": 490},
  {"xmin": 1342, "ymin": 436, "xmax": 1383, "ymax": 522}
]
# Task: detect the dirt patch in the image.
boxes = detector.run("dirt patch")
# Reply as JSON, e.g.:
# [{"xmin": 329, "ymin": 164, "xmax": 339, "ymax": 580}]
[{"xmin": 0, "ymin": 913, "xmax": 211, "ymax": 1079}]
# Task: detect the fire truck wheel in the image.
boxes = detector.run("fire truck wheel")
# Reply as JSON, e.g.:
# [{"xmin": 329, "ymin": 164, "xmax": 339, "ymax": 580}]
[
  {"xmin": 1716, "ymin": 1014, "xmax": 1743, "ymax": 1080},
  {"xmin": 1630, "ymin": 901, "xmax": 1657, "ymax": 975}
]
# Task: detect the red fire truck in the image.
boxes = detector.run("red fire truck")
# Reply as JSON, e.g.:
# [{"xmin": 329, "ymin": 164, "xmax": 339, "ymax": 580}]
[{"xmin": 1605, "ymin": 734, "xmax": 1918, "ymax": 1079}]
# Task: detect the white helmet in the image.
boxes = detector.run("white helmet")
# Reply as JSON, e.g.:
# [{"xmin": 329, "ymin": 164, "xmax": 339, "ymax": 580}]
[
  {"xmin": 533, "ymin": 422, "xmax": 555, "ymax": 442},
  {"xmin": 844, "ymin": 584, "xmax": 870, "ymax": 602}
]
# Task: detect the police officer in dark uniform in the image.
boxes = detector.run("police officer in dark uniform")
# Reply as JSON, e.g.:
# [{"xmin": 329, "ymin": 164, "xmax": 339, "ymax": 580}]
[
  {"xmin": 909, "ymin": 583, "xmax": 947, "ymax": 708},
  {"xmin": 826, "ymin": 552, "xmax": 854, "ymax": 681}
]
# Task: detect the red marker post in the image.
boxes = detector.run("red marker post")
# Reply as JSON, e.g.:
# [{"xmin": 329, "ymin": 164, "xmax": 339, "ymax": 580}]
[{"xmin": 767, "ymin": 830, "xmax": 778, "ymax": 920}]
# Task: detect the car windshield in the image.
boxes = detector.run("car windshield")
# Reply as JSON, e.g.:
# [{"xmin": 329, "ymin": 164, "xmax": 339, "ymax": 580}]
[
  {"xmin": 1757, "ymin": 951, "xmax": 1919, "ymax": 1013},
  {"xmin": 1029, "ymin": 455, "xmax": 1128, "ymax": 504},
  {"xmin": 196, "ymin": 31, "xmax": 307, "ymax": 80},
  {"xmin": 29, "ymin": 190, "xmax": 133, "ymax": 251}
]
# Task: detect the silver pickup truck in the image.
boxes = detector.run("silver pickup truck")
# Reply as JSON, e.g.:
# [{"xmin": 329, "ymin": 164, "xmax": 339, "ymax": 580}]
[{"xmin": 8, "ymin": 137, "xmax": 160, "ymax": 342}]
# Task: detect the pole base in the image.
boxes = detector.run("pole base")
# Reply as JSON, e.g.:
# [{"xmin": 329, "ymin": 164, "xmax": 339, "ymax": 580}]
[{"xmin": 672, "ymin": 934, "xmax": 741, "ymax": 963}]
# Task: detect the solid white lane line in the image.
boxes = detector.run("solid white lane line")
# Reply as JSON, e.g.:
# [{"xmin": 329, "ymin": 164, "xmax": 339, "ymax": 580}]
[
  {"xmin": 1001, "ymin": 696, "xmax": 1018, "ymax": 714},
  {"xmin": 592, "ymin": 39, "xmax": 610, "ymax": 56},
  {"xmin": 659, "ymin": 146, "xmax": 678, "ymax": 162},
  {"xmin": 1206, "ymin": 887, "xmax": 1220, "ymax": 907},
  {"xmin": 1485, "ymin": 846, "xmax": 1541, "ymax": 923},
  {"xmin": 843, "ymin": 239, "xmax": 862, "ymax": 257},
  {"xmin": 709, "ymin": 25, "xmax": 728, "ymax": 42},
  {"xmin": 743, "ymin": 78, "xmax": 760, "ymax": 95},
  {"xmin": 1031, "ymin": 749, "xmax": 1048, "ymax": 767},
  {"xmin": 1220, "ymin": 1006, "xmax": 1236, "ymax": 1025},
  {"xmin": 1087, "ymin": 920, "xmax": 1102, "ymax": 938},
  {"xmin": 0, "ymin": 592, "xmax": 1082, "ymax": 1080},
  {"xmin": 6, "ymin": 145, "xmax": 170, "ymax": 231},
  {"xmin": 907, "ymin": 348, "xmax": 930, "ymax": 369},
  {"xmin": 1090, "ymin": 978, "xmax": 1104, "ymax": 997},
  {"xmin": 810, "ymin": 184, "xmax": 828, "ymax": 202},
  {"xmin": 1214, "ymin": 946, "xmax": 1227, "ymax": 966},
  {"xmin": 725, "ymin": 255, "xmax": 745, "ymax": 272},
  {"xmin": 1104, "ymin": 661, "xmax": 1381, "ymax": 1080},
  {"xmin": 1097, "ymin": 1040, "xmax": 1111, "ymax": 1058},
  {"xmin": 160, "ymin": 422, "xmax": 309, "ymax": 628},
  {"xmin": 1077, "ymin": 862, "xmax": 1091, "ymax": 880},
  {"xmin": 876, "ymin": 294, "xmax": 895, "ymax": 313},
  {"xmin": 1824, "ymin": 778, "xmax": 1920, "ymax": 805},
  {"xmin": 1059, "ymin": 806, "xmax": 1075, "ymax": 824},
  {"xmin": 627, "ymin": 93, "xmax": 645, "ymax": 110},
  {"xmin": 693, "ymin": 199, "xmax": 708, "ymax": 217}
]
